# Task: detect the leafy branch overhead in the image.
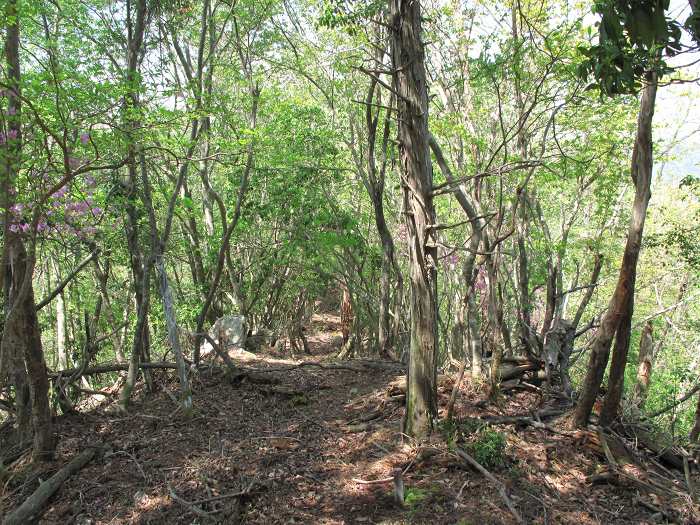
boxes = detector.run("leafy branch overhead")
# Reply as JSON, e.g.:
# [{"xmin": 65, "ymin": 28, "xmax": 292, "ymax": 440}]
[{"xmin": 578, "ymin": 0, "xmax": 698, "ymax": 94}]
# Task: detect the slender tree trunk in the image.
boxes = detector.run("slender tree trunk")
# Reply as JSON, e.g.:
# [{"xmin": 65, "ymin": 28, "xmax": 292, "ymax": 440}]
[
  {"xmin": 52, "ymin": 258, "xmax": 68, "ymax": 370},
  {"xmin": 467, "ymin": 292, "xmax": 483, "ymax": 377},
  {"xmin": 540, "ymin": 260, "xmax": 557, "ymax": 341},
  {"xmin": 376, "ymin": 207, "xmax": 398, "ymax": 357},
  {"xmin": 156, "ymin": 258, "xmax": 193, "ymax": 413},
  {"xmin": 120, "ymin": 0, "xmax": 150, "ymax": 409},
  {"xmin": 572, "ymin": 252, "xmax": 602, "ymax": 330},
  {"xmin": 598, "ymin": 74, "xmax": 657, "ymax": 426},
  {"xmin": 486, "ymin": 260, "xmax": 504, "ymax": 397},
  {"xmin": 0, "ymin": 0, "xmax": 53, "ymax": 461},
  {"xmin": 119, "ymin": 266, "xmax": 152, "ymax": 411},
  {"xmin": 391, "ymin": 0, "xmax": 438, "ymax": 438},
  {"xmin": 633, "ymin": 321, "xmax": 654, "ymax": 408},
  {"xmin": 689, "ymin": 390, "xmax": 700, "ymax": 443},
  {"xmin": 572, "ymin": 73, "xmax": 657, "ymax": 428}
]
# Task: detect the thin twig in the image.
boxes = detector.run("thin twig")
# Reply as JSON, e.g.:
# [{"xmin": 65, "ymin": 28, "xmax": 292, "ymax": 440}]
[{"xmin": 454, "ymin": 448, "xmax": 524, "ymax": 524}]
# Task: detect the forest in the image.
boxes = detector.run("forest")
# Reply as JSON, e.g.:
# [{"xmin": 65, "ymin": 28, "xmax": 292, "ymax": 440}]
[{"xmin": 1, "ymin": 0, "xmax": 700, "ymax": 522}]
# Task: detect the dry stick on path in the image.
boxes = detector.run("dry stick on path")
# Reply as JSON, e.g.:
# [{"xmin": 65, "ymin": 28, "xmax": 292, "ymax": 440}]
[
  {"xmin": 454, "ymin": 447, "xmax": 524, "ymax": 524},
  {"xmin": 3, "ymin": 447, "xmax": 98, "ymax": 525},
  {"xmin": 168, "ymin": 485, "xmax": 216, "ymax": 520}
]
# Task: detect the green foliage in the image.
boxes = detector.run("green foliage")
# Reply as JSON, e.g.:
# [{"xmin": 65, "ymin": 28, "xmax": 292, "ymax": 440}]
[
  {"xmin": 440, "ymin": 420, "xmax": 507, "ymax": 470},
  {"xmin": 577, "ymin": 0, "xmax": 684, "ymax": 95},
  {"xmin": 318, "ymin": 0, "xmax": 384, "ymax": 33},
  {"xmin": 403, "ymin": 487, "xmax": 429, "ymax": 508},
  {"xmin": 468, "ymin": 428, "xmax": 507, "ymax": 470}
]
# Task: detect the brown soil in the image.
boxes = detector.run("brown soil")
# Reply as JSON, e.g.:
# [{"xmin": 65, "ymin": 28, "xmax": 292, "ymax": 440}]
[{"xmin": 1, "ymin": 314, "xmax": 699, "ymax": 524}]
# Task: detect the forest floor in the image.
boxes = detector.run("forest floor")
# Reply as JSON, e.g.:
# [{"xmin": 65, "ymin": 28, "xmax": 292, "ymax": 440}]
[{"xmin": 1, "ymin": 314, "xmax": 699, "ymax": 524}]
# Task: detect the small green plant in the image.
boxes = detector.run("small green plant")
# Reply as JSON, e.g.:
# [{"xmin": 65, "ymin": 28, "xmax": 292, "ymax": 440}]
[
  {"xmin": 403, "ymin": 487, "xmax": 429, "ymax": 507},
  {"xmin": 291, "ymin": 393, "xmax": 309, "ymax": 406},
  {"xmin": 439, "ymin": 417, "xmax": 483, "ymax": 446},
  {"xmin": 468, "ymin": 427, "xmax": 507, "ymax": 470}
]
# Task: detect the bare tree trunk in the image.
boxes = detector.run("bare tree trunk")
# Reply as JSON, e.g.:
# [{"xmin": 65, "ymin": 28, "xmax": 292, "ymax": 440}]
[
  {"xmin": 119, "ymin": 265, "xmax": 151, "ymax": 411},
  {"xmin": 52, "ymin": 257, "xmax": 68, "ymax": 370},
  {"xmin": 690, "ymin": 390, "xmax": 700, "ymax": 443},
  {"xmin": 467, "ymin": 293, "xmax": 483, "ymax": 378},
  {"xmin": 0, "ymin": 0, "xmax": 54, "ymax": 461},
  {"xmin": 573, "ymin": 73, "xmax": 657, "ymax": 428},
  {"xmin": 572, "ymin": 252, "xmax": 602, "ymax": 330},
  {"xmin": 120, "ymin": 0, "xmax": 150, "ymax": 409},
  {"xmin": 92, "ymin": 257, "xmax": 126, "ymax": 363},
  {"xmin": 391, "ymin": 0, "xmax": 438, "ymax": 438},
  {"xmin": 633, "ymin": 321, "xmax": 654, "ymax": 408},
  {"xmin": 486, "ymin": 260, "xmax": 505, "ymax": 397},
  {"xmin": 156, "ymin": 259, "xmax": 193, "ymax": 413}
]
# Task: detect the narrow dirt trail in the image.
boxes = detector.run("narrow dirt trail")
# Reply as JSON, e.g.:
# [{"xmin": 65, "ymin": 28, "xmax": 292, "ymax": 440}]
[{"xmin": 1, "ymin": 314, "xmax": 697, "ymax": 524}]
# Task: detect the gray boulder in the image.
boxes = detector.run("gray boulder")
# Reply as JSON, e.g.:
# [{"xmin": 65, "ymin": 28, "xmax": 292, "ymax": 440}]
[{"xmin": 201, "ymin": 315, "xmax": 247, "ymax": 354}]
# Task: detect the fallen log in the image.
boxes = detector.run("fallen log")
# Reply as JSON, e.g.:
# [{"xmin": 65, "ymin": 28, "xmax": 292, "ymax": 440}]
[
  {"xmin": 387, "ymin": 374, "xmax": 454, "ymax": 396},
  {"xmin": 499, "ymin": 362, "xmax": 541, "ymax": 381},
  {"xmin": 48, "ymin": 362, "xmax": 179, "ymax": 378},
  {"xmin": 3, "ymin": 447, "xmax": 98, "ymax": 525},
  {"xmin": 623, "ymin": 424, "xmax": 684, "ymax": 471}
]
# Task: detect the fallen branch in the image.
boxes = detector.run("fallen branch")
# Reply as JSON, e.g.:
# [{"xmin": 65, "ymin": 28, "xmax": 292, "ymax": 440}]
[
  {"xmin": 499, "ymin": 362, "xmax": 541, "ymax": 381},
  {"xmin": 189, "ymin": 482, "xmax": 256, "ymax": 505},
  {"xmin": 635, "ymin": 497, "xmax": 671, "ymax": 521},
  {"xmin": 481, "ymin": 416, "xmax": 573, "ymax": 437},
  {"xmin": 352, "ymin": 476, "xmax": 394, "ymax": 485},
  {"xmin": 596, "ymin": 428, "xmax": 685, "ymax": 498},
  {"xmin": 454, "ymin": 447, "xmax": 524, "ymax": 524},
  {"xmin": 168, "ymin": 485, "xmax": 216, "ymax": 520},
  {"xmin": 3, "ymin": 447, "xmax": 98, "ymax": 525},
  {"xmin": 48, "ymin": 361, "xmax": 179, "ymax": 378},
  {"xmin": 247, "ymin": 361, "xmax": 368, "ymax": 373}
]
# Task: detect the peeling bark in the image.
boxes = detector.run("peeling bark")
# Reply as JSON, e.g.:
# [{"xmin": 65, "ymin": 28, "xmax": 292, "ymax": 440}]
[{"xmin": 391, "ymin": 0, "xmax": 438, "ymax": 438}]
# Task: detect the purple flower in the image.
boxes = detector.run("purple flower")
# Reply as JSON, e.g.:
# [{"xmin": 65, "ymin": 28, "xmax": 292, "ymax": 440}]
[
  {"xmin": 9, "ymin": 224, "xmax": 19, "ymax": 233},
  {"xmin": 37, "ymin": 222, "xmax": 47, "ymax": 232},
  {"xmin": 80, "ymin": 133, "xmax": 89, "ymax": 145},
  {"xmin": 91, "ymin": 207, "xmax": 103, "ymax": 216},
  {"xmin": 0, "ymin": 133, "xmax": 5, "ymax": 145},
  {"xmin": 19, "ymin": 223, "xmax": 29, "ymax": 233},
  {"xmin": 7, "ymin": 129, "xmax": 17, "ymax": 140},
  {"xmin": 9, "ymin": 203, "xmax": 23, "ymax": 215},
  {"xmin": 51, "ymin": 186, "xmax": 67, "ymax": 199}
]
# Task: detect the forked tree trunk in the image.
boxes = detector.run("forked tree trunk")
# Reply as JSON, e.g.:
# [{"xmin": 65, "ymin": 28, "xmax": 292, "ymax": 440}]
[
  {"xmin": 572, "ymin": 72, "xmax": 657, "ymax": 428},
  {"xmin": 120, "ymin": 0, "xmax": 151, "ymax": 409},
  {"xmin": 390, "ymin": 0, "xmax": 438, "ymax": 438}
]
